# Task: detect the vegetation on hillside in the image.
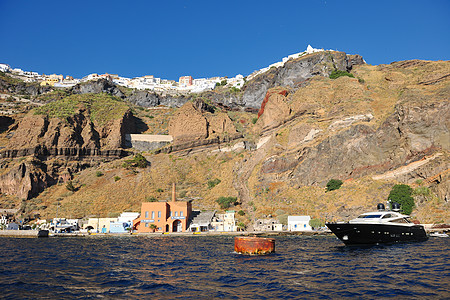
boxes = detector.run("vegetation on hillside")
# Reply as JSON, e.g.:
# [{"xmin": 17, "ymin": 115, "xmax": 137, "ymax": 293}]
[
  {"xmin": 216, "ymin": 196, "xmax": 238, "ymax": 209},
  {"xmin": 388, "ymin": 184, "xmax": 415, "ymax": 215},
  {"xmin": 329, "ymin": 70, "xmax": 355, "ymax": 79},
  {"xmin": 122, "ymin": 153, "xmax": 149, "ymax": 169},
  {"xmin": 34, "ymin": 93, "xmax": 129, "ymax": 124},
  {"xmin": 326, "ymin": 179, "xmax": 343, "ymax": 192}
]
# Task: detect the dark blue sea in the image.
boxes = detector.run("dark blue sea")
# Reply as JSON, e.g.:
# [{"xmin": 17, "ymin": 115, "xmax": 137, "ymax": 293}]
[{"xmin": 0, "ymin": 235, "xmax": 448, "ymax": 299}]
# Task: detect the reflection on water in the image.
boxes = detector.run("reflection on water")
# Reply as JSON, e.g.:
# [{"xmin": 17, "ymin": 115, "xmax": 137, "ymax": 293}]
[{"xmin": 0, "ymin": 235, "xmax": 448, "ymax": 299}]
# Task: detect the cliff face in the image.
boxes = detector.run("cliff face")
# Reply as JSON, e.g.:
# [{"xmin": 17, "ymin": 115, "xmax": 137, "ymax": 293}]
[
  {"xmin": 127, "ymin": 90, "xmax": 189, "ymax": 108},
  {"xmin": 168, "ymin": 100, "xmax": 238, "ymax": 145},
  {"xmin": 70, "ymin": 79, "xmax": 125, "ymax": 99},
  {"xmin": 125, "ymin": 51, "xmax": 364, "ymax": 110},
  {"xmin": 285, "ymin": 100, "xmax": 449, "ymax": 186},
  {"xmin": 241, "ymin": 51, "xmax": 365, "ymax": 108},
  {"xmin": 0, "ymin": 94, "xmax": 136, "ymax": 199},
  {"xmin": 2, "ymin": 108, "xmax": 134, "ymax": 158},
  {"xmin": 247, "ymin": 59, "xmax": 450, "ymax": 213}
]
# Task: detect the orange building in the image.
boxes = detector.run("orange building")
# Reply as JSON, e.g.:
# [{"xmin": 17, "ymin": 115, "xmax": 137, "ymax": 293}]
[
  {"xmin": 134, "ymin": 184, "xmax": 192, "ymax": 233},
  {"xmin": 179, "ymin": 76, "xmax": 193, "ymax": 86}
]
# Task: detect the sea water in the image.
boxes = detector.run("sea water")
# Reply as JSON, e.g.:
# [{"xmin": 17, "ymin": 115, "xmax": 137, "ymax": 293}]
[{"xmin": 0, "ymin": 235, "xmax": 448, "ymax": 299}]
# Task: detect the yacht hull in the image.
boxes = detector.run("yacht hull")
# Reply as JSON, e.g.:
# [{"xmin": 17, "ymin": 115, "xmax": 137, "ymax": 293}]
[{"xmin": 326, "ymin": 223, "xmax": 428, "ymax": 245}]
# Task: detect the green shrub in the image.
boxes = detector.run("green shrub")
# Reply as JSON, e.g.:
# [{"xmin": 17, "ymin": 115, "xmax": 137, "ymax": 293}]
[
  {"xmin": 156, "ymin": 188, "xmax": 164, "ymax": 193},
  {"xmin": 326, "ymin": 179, "xmax": 343, "ymax": 192},
  {"xmin": 216, "ymin": 196, "xmax": 238, "ymax": 209},
  {"xmin": 123, "ymin": 153, "xmax": 149, "ymax": 169},
  {"xmin": 207, "ymin": 178, "xmax": 221, "ymax": 189},
  {"xmin": 388, "ymin": 184, "xmax": 415, "ymax": 215},
  {"xmin": 358, "ymin": 77, "xmax": 365, "ymax": 84},
  {"xmin": 132, "ymin": 153, "xmax": 148, "ymax": 168},
  {"xmin": 65, "ymin": 181, "xmax": 76, "ymax": 192},
  {"xmin": 146, "ymin": 196, "xmax": 158, "ymax": 202},
  {"xmin": 309, "ymin": 218, "xmax": 325, "ymax": 228},
  {"xmin": 252, "ymin": 117, "xmax": 258, "ymax": 124},
  {"xmin": 220, "ymin": 80, "xmax": 227, "ymax": 86},
  {"xmin": 329, "ymin": 70, "xmax": 355, "ymax": 79},
  {"xmin": 113, "ymin": 176, "xmax": 121, "ymax": 182},
  {"xmin": 237, "ymin": 222, "xmax": 246, "ymax": 230},
  {"xmin": 413, "ymin": 186, "xmax": 431, "ymax": 196},
  {"xmin": 237, "ymin": 210, "xmax": 245, "ymax": 216},
  {"xmin": 96, "ymin": 171, "xmax": 104, "ymax": 177}
]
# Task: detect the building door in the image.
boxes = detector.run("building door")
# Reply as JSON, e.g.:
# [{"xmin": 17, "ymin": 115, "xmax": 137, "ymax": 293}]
[
  {"xmin": 165, "ymin": 224, "xmax": 169, "ymax": 232},
  {"xmin": 173, "ymin": 220, "xmax": 182, "ymax": 232}
]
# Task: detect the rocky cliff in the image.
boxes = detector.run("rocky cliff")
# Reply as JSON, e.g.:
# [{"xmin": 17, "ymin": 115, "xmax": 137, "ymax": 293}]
[
  {"xmin": 0, "ymin": 93, "xmax": 136, "ymax": 199},
  {"xmin": 168, "ymin": 99, "xmax": 239, "ymax": 145},
  {"xmin": 240, "ymin": 51, "xmax": 365, "ymax": 108},
  {"xmin": 70, "ymin": 79, "xmax": 126, "ymax": 99}
]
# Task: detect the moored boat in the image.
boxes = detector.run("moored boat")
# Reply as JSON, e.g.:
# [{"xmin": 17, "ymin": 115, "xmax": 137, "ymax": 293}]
[{"xmin": 326, "ymin": 203, "xmax": 428, "ymax": 246}]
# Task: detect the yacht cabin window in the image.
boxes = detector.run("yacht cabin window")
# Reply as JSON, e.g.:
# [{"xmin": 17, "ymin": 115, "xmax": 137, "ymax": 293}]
[{"xmin": 357, "ymin": 214, "xmax": 382, "ymax": 219}]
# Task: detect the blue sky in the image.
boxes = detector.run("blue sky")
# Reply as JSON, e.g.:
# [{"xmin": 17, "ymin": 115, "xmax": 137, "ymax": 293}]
[{"xmin": 1, "ymin": 0, "xmax": 449, "ymax": 80}]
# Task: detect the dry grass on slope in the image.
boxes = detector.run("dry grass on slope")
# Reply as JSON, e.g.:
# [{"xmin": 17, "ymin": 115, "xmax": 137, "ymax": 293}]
[{"xmin": 34, "ymin": 150, "xmax": 242, "ymax": 219}]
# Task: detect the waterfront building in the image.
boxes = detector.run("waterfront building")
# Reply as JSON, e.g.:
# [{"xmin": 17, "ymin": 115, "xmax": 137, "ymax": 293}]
[
  {"xmin": 188, "ymin": 211, "xmax": 215, "ymax": 232},
  {"xmin": 110, "ymin": 212, "xmax": 140, "ymax": 233},
  {"xmin": 118, "ymin": 212, "xmax": 140, "ymax": 224},
  {"xmin": 288, "ymin": 216, "xmax": 312, "ymax": 231},
  {"xmin": 109, "ymin": 222, "xmax": 128, "ymax": 233},
  {"xmin": 210, "ymin": 211, "xmax": 237, "ymax": 232},
  {"xmin": 0, "ymin": 209, "xmax": 18, "ymax": 226},
  {"xmin": 134, "ymin": 184, "xmax": 192, "ymax": 233},
  {"xmin": 83, "ymin": 217, "xmax": 118, "ymax": 233},
  {"xmin": 134, "ymin": 200, "xmax": 192, "ymax": 233},
  {"xmin": 254, "ymin": 219, "xmax": 283, "ymax": 231}
]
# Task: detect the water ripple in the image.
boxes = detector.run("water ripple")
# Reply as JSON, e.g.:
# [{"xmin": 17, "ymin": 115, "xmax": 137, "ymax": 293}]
[{"xmin": 0, "ymin": 235, "xmax": 448, "ymax": 299}]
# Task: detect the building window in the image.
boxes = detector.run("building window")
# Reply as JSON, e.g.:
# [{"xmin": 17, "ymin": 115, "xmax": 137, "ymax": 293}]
[
  {"xmin": 180, "ymin": 211, "xmax": 183, "ymax": 217},
  {"xmin": 158, "ymin": 211, "xmax": 161, "ymax": 218},
  {"xmin": 145, "ymin": 211, "xmax": 149, "ymax": 218},
  {"xmin": 169, "ymin": 211, "xmax": 172, "ymax": 217},
  {"xmin": 174, "ymin": 211, "xmax": 178, "ymax": 217},
  {"xmin": 151, "ymin": 211, "xmax": 155, "ymax": 219},
  {"xmin": 145, "ymin": 223, "xmax": 148, "ymax": 227}
]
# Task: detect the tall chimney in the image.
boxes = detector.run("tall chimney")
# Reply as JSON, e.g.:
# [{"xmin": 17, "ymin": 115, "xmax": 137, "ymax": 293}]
[{"xmin": 172, "ymin": 182, "xmax": 176, "ymax": 202}]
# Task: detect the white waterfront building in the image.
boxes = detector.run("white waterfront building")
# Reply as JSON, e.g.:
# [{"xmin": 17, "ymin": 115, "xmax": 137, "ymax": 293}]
[{"xmin": 288, "ymin": 216, "xmax": 312, "ymax": 231}]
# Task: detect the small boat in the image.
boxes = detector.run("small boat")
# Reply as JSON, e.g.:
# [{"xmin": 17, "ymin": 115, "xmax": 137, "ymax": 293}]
[
  {"xmin": 326, "ymin": 203, "xmax": 428, "ymax": 246},
  {"xmin": 429, "ymin": 232, "xmax": 448, "ymax": 238}
]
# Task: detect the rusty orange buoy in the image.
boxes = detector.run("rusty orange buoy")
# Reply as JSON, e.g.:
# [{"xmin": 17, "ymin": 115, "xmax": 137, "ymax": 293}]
[{"xmin": 234, "ymin": 236, "xmax": 275, "ymax": 255}]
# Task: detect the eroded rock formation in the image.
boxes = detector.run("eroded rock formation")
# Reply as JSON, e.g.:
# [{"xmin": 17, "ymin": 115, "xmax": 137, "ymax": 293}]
[{"xmin": 168, "ymin": 100, "xmax": 237, "ymax": 145}]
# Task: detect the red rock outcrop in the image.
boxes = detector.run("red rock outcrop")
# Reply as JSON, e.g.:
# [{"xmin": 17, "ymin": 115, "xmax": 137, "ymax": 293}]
[
  {"xmin": 257, "ymin": 88, "xmax": 288, "ymax": 118},
  {"xmin": 257, "ymin": 89, "xmax": 291, "ymax": 129}
]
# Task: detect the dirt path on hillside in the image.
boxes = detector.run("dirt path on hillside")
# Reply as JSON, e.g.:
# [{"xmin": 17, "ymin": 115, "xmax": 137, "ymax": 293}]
[
  {"xmin": 233, "ymin": 137, "xmax": 271, "ymax": 230},
  {"xmin": 372, "ymin": 153, "xmax": 443, "ymax": 181}
]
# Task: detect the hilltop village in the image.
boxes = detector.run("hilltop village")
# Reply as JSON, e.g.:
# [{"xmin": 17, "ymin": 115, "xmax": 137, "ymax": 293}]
[
  {"xmin": 0, "ymin": 45, "xmax": 323, "ymax": 95},
  {"xmin": 0, "ymin": 45, "xmax": 448, "ymax": 235}
]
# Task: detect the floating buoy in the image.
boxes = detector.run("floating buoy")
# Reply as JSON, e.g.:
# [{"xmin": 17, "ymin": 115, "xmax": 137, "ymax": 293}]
[{"xmin": 234, "ymin": 236, "xmax": 275, "ymax": 255}]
